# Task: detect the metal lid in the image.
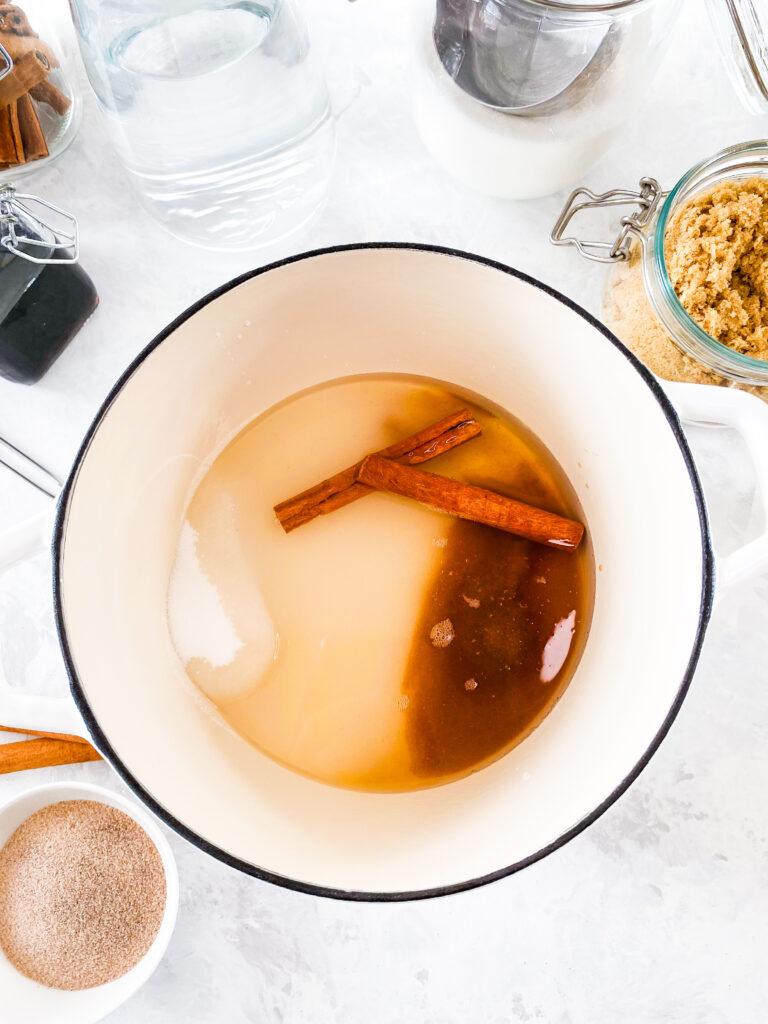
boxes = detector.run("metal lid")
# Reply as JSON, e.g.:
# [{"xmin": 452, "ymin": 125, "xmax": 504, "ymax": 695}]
[
  {"xmin": 0, "ymin": 185, "xmax": 78, "ymax": 264},
  {"xmin": 707, "ymin": 0, "xmax": 768, "ymax": 113}
]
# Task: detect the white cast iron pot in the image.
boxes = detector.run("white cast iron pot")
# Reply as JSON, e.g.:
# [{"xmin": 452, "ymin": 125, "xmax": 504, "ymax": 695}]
[{"xmin": 2, "ymin": 245, "xmax": 768, "ymax": 901}]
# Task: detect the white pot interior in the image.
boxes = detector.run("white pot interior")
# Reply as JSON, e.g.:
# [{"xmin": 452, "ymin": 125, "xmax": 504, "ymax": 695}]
[{"xmin": 57, "ymin": 247, "xmax": 708, "ymax": 896}]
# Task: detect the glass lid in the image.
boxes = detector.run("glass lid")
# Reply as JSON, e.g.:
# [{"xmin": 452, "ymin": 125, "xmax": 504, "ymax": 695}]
[{"xmin": 707, "ymin": 0, "xmax": 768, "ymax": 113}]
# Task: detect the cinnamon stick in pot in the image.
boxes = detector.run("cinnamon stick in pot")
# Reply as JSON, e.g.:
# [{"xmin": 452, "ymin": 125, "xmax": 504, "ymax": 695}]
[
  {"xmin": 275, "ymin": 408, "xmax": 482, "ymax": 532},
  {"xmin": 357, "ymin": 454, "xmax": 584, "ymax": 551}
]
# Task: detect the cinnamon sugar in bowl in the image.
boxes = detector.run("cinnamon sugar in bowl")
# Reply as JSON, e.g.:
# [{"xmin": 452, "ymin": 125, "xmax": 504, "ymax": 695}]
[
  {"xmin": 0, "ymin": 800, "xmax": 165, "ymax": 989},
  {"xmin": 0, "ymin": 782, "xmax": 178, "ymax": 1024}
]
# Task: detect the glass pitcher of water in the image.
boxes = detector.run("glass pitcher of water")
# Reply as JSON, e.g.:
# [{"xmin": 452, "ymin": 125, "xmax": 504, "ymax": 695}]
[{"xmin": 70, "ymin": 0, "xmax": 335, "ymax": 250}]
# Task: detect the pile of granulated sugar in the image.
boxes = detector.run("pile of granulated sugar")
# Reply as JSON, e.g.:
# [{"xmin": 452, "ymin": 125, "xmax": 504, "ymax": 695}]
[{"xmin": 0, "ymin": 799, "xmax": 166, "ymax": 990}]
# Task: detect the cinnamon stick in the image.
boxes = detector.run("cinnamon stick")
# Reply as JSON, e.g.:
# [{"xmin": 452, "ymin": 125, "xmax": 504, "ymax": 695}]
[
  {"xmin": 0, "ymin": 26, "xmax": 58, "ymax": 70},
  {"xmin": 0, "ymin": 102, "xmax": 17, "ymax": 166},
  {"xmin": 357, "ymin": 454, "xmax": 585, "ymax": 551},
  {"xmin": 0, "ymin": 737, "xmax": 101, "ymax": 775},
  {"xmin": 29, "ymin": 79, "xmax": 70, "ymax": 116},
  {"xmin": 0, "ymin": 47, "xmax": 49, "ymax": 107},
  {"xmin": 16, "ymin": 90, "xmax": 48, "ymax": 161},
  {"xmin": 0, "ymin": 724, "xmax": 91, "ymax": 744},
  {"xmin": 0, "ymin": 98, "xmax": 22, "ymax": 168},
  {"xmin": 275, "ymin": 408, "xmax": 482, "ymax": 532},
  {"xmin": 7, "ymin": 94, "xmax": 21, "ymax": 157}
]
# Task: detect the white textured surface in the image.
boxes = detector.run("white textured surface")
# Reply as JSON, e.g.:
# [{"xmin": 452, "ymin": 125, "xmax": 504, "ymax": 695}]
[{"xmin": 1, "ymin": 1, "xmax": 767, "ymax": 1020}]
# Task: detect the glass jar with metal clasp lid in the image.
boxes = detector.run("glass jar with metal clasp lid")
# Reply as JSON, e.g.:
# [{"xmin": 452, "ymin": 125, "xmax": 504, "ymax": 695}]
[
  {"xmin": 551, "ymin": 141, "xmax": 768, "ymax": 393},
  {"xmin": 0, "ymin": 184, "xmax": 98, "ymax": 384}
]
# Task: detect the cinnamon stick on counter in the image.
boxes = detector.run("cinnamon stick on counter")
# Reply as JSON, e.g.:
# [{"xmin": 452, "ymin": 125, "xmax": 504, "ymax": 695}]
[
  {"xmin": 357, "ymin": 454, "xmax": 584, "ymax": 551},
  {"xmin": 0, "ymin": 737, "xmax": 101, "ymax": 775},
  {"xmin": 275, "ymin": 408, "xmax": 482, "ymax": 532},
  {"xmin": 0, "ymin": 724, "xmax": 92, "ymax": 744}
]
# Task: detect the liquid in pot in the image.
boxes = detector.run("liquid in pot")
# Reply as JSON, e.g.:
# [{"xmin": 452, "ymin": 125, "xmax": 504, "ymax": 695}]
[{"xmin": 167, "ymin": 376, "xmax": 593, "ymax": 791}]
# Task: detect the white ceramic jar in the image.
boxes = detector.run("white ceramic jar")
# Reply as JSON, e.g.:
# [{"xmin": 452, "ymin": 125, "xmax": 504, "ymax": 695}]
[
  {"xmin": 412, "ymin": 0, "xmax": 679, "ymax": 199},
  {"xmin": 412, "ymin": 0, "xmax": 768, "ymax": 200}
]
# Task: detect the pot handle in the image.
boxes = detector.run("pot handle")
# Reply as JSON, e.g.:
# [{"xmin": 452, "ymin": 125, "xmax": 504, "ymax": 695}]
[
  {"xmin": 0, "ymin": 518, "xmax": 87, "ymax": 738},
  {"xmin": 0, "ymin": 509, "xmax": 50, "ymax": 572},
  {"xmin": 0, "ymin": 435, "xmax": 61, "ymax": 571},
  {"xmin": 664, "ymin": 381, "xmax": 768, "ymax": 597},
  {"xmin": 0, "ymin": 689, "xmax": 87, "ymax": 739},
  {"xmin": 0, "ymin": 445, "xmax": 89, "ymax": 740}
]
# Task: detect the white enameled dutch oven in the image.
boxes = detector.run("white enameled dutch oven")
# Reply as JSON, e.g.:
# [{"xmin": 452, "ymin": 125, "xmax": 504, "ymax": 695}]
[{"xmin": 2, "ymin": 245, "xmax": 768, "ymax": 901}]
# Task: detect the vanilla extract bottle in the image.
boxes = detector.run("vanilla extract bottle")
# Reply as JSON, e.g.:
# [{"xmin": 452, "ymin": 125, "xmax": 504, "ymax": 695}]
[{"xmin": 0, "ymin": 184, "xmax": 97, "ymax": 384}]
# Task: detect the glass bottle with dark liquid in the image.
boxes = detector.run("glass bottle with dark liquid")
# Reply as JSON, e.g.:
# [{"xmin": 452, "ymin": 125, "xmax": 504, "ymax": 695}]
[{"xmin": 0, "ymin": 185, "xmax": 97, "ymax": 384}]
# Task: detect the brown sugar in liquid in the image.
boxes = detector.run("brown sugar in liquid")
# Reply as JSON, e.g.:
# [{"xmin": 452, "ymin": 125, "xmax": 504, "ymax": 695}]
[{"xmin": 168, "ymin": 376, "xmax": 593, "ymax": 792}]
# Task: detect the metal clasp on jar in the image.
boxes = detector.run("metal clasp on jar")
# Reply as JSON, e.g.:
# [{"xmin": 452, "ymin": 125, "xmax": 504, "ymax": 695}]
[
  {"xmin": 0, "ymin": 42, "xmax": 12, "ymax": 81},
  {"xmin": 0, "ymin": 184, "xmax": 79, "ymax": 264},
  {"xmin": 550, "ymin": 177, "xmax": 666, "ymax": 263}
]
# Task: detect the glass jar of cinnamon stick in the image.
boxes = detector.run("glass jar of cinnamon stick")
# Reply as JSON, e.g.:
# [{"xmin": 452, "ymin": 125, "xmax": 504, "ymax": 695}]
[{"xmin": 0, "ymin": 2, "xmax": 80, "ymax": 173}]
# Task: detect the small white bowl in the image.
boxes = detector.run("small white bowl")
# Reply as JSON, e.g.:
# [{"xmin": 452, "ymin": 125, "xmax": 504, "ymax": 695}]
[{"xmin": 0, "ymin": 781, "xmax": 179, "ymax": 1024}]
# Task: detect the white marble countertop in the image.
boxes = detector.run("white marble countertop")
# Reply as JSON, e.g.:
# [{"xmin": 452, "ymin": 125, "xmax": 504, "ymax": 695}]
[{"xmin": 2, "ymin": 1, "xmax": 768, "ymax": 1020}]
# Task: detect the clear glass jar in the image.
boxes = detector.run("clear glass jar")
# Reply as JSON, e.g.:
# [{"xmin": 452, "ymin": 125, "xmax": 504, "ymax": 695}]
[
  {"xmin": 69, "ymin": 0, "xmax": 335, "ymax": 251},
  {"xmin": 413, "ymin": 0, "xmax": 681, "ymax": 200},
  {"xmin": 642, "ymin": 142, "xmax": 768, "ymax": 386},
  {"xmin": 0, "ymin": 1, "xmax": 81, "ymax": 174},
  {"xmin": 705, "ymin": 0, "xmax": 768, "ymax": 116},
  {"xmin": 552, "ymin": 140, "xmax": 768, "ymax": 392}
]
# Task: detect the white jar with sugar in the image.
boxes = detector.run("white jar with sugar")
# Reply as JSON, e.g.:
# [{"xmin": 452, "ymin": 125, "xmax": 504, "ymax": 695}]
[{"xmin": 411, "ymin": 0, "xmax": 680, "ymax": 200}]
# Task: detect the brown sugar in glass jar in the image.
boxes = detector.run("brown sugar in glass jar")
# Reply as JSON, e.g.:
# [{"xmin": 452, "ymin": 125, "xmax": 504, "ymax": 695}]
[{"xmin": 552, "ymin": 141, "xmax": 768, "ymax": 399}]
